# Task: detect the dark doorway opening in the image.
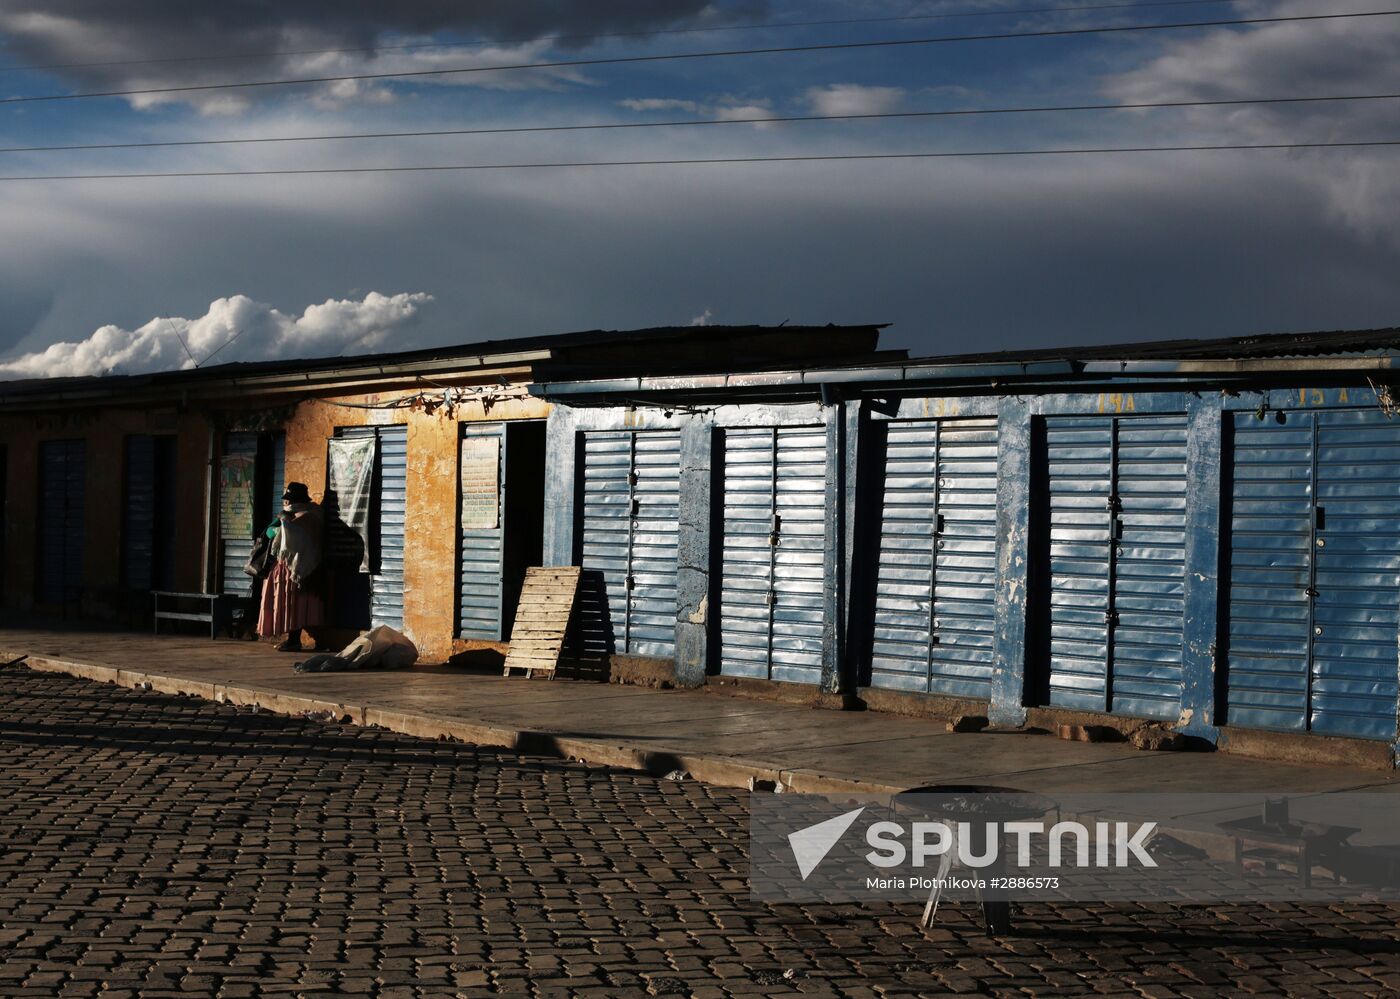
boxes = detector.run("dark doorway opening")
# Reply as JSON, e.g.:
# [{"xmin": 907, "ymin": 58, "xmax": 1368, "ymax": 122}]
[{"xmin": 501, "ymin": 421, "xmax": 546, "ymax": 640}]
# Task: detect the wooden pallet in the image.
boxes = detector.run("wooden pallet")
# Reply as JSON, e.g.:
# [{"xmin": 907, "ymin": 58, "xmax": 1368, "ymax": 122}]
[{"xmin": 502, "ymin": 566, "xmax": 581, "ymax": 678}]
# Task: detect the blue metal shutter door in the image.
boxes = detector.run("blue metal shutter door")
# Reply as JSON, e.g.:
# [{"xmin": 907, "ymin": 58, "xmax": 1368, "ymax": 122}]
[
  {"xmin": 122, "ymin": 435, "xmax": 156, "ymax": 591},
  {"xmin": 869, "ymin": 421, "xmax": 939, "ymax": 691},
  {"xmin": 338, "ymin": 426, "xmax": 407, "ymax": 629},
  {"xmin": 1225, "ymin": 413, "xmax": 1315, "ymax": 731},
  {"xmin": 578, "ymin": 432, "xmax": 633, "ymax": 657},
  {"xmin": 1310, "ymin": 410, "xmax": 1400, "ymax": 739},
  {"xmin": 1045, "ymin": 418, "xmax": 1113, "ymax": 710},
  {"xmin": 1110, "ymin": 416, "xmax": 1187, "ymax": 719},
  {"xmin": 770, "ymin": 427, "xmax": 826, "ymax": 684},
  {"xmin": 931, "ymin": 418, "xmax": 999, "ymax": 696},
  {"xmin": 458, "ymin": 423, "xmax": 505, "ymax": 640},
  {"xmin": 372, "ymin": 426, "xmax": 408, "ymax": 629},
  {"xmin": 38, "ymin": 440, "xmax": 85, "ymax": 606},
  {"xmin": 1045, "ymin": 415, "xmax": 1186, "ymax": 718},
  {"xmin": 719, "ymin": 428, "xmax": 777, "ymax": 678},
  {"xmin": 627, "ymin": 431, "xmax": 681, "ymax": 657}
]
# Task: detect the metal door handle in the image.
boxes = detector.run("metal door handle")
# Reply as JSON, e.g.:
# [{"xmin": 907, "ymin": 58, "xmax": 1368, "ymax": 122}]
[{"xmin": 1304, "ymin": 586, "xmax": 1318, "ymax": 597}]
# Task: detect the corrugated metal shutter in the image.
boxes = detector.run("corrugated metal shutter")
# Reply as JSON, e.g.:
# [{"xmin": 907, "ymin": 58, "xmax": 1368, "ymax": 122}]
[
  {"xmin": 122, "ymin": 435, "xmax": 156, "ymax": 592},
  {"xmin": 1226, "ymin": 409, "xmax": 1400, "ymax": 740},
  {"xmin": 869, "ymin": 418, "xmax": 998, "ymax": 697},
  {"xmin": 270, "ymin": 434, "xmax": 285, "ymax": 519},
  {"xmin": 719, "ymin": 426, "xmax": 828, "ymax": 684},
  {"xmin": 629, "ymin": 431, "xmax": 682, "ymax": 656},
  {"xmin": 221, "ymin": 433, "xmax": 260, "ymax": 597},
  {"xmin": 576, "ymin": 430, "xmax": 682, "ymax": 658},
  {"xmin": 37, "ymin": 440, "xmax": 85, "ymax": 606},
  {"xmin": 339, "ymin": 425, "xmax": 407, "ymax": 629},
  {"xmin": 1045, "ymin": 415, "xmax": 1186, "ymax": 719},
  {"xmin": 458, "ymin": 423, "xmax": 504, "ymax": 640}
]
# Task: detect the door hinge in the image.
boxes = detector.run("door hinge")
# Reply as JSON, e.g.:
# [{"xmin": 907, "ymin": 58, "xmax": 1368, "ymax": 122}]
[{"xmin": 625, "ymin": 575, "xmax": 636, "ymax": 591}]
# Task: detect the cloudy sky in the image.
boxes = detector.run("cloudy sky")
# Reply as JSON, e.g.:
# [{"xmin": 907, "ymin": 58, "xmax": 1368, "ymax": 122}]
[{"xmin": 0, "ymin": 0, "xmax": 1397, "ymax": 377}]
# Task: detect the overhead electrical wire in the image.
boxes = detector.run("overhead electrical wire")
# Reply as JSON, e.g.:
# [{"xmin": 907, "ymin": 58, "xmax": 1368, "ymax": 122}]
[
  {"xmin": 2, "ymin": 92, "xmax": 1397, "ymax": 155},
  {"xmin": 1, "ymin": 10, "xmax": 1395, "ymax": 106},
  {"xmin": 2, "ymin": 139, "xmax": 1397, "ymax": 182},
  {"xmin": 0, "ymin": 0, "xmax": 1274, "ymax": 75}
]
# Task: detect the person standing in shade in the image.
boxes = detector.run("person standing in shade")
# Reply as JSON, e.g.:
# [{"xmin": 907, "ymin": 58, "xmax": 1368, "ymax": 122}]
[{"xmin": 257, "ymin": 481, "xmax": 326, "ymax": 651}]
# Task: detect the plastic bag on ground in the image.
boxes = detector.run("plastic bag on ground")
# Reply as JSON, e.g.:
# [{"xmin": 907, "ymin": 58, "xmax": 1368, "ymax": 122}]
[{"xmin": 337, "ymin": 625, "xmax": 418, "ymax": 670}]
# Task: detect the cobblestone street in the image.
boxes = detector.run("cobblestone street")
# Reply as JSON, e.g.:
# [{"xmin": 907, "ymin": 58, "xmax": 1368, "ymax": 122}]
[{"xmin": 2, "ymin": 665, "xmax": 1399, "ymax": 999}]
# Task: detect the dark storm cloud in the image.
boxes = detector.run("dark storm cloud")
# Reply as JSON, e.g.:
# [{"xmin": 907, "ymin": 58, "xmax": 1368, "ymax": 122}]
[{"xmin": 0, "ymin": 1, "xmax": 765, "ymax": 97}]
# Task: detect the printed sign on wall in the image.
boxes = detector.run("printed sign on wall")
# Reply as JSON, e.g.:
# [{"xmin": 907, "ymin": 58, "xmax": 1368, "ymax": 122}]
[
  {"xmin": 461, "ymin": 436, "xmax": 500, "ymax": 530},
  {"xmin": 219, "ymin": 454, "xmax": 256, "ymax": 538}
]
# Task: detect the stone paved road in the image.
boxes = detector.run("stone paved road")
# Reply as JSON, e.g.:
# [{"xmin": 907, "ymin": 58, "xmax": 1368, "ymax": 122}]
[{"xmin": 2, "ymin": 666, "xmax": 1399, "ymax": 999}]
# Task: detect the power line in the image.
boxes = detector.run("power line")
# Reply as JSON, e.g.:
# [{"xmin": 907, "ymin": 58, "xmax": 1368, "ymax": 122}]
[
  {"xmin": 4, "ymin": 92, "xmax": 1398, "ymax": 155},
  {"xmin": 0, "ymin": 0, "xmax": 1269, "ymax": 75},
  {"xmin": 2, "ymin": 139, "xmax": 1397, "ymax": 181},
  {"xmin": 2, "ymin": 10, "xmax": 1394, "ymax": 106}
]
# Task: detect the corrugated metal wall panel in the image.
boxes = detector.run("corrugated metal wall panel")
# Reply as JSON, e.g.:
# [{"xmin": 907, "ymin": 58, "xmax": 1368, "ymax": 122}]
[
  {"xmin": 719, "ymin": 425, "xmax": 828, "ymax": 684},
  {"xmin": 576, "ymin": 430, "xmax": 682, "ymax": 658},
  {"xmin": 339, "ymin": 425, "xmax": 408, "ymax": 630},
  {"xmin": 1111, "ymin": 417, "xmax": 1188, "ymax": 718},
  {"xmin": 374, "ymin": 426, "xmax": 407, "ymax": 629},
  {"xmin": 719, "ymin": 428, "xmax": 777, "ymax": 679},
  {"xmin": 458, "ymin": 424, "xmax": 504, "ymax": 640},
  {"xmin": 271, "ymin": 434, "xmax": 285, "ymax": 517},
  {"xmin": 1310, "ymin": 410, "xmax": 1400, "ymax": 740},
  {"xmin": 122, "ymin": 435, "xmax": 156, "ymax": 592},
  {"xmin": 869, "ymin": 418, "xmax": 999, "ymax": 697},
  {"xmin": 1045, "ymin": 418, "xmax": 1114, "ymax": 710},
  {"xmin": 1227, "ymin": 409, "xmax": 1400, "ymax": 741},
  {"xmin": 578, "ymin": 432, "xmax": 631, "ymax": 658},
  {"xmin": 771, "ymin": 427, "xmax": 827, "ymax": 683},
  {"xmin": 628, "ymin": 431, "xmax": 682, "ymax": 657},
  {"xmin": 220, "ymin": 433, "xmax": 260, "ymax": 597},
  {"xmin": 1045, "ymin": 415, "xmax": 1185, "ymax": 719},
  {"xmin": 37, "ymin": 440, "xmax": 85, "ymax": 606}
]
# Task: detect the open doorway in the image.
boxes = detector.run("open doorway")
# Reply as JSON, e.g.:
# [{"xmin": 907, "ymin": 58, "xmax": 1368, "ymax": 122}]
[{"xmin": 501, "ymin": 421, "xmax": 546, "ymax": 640}]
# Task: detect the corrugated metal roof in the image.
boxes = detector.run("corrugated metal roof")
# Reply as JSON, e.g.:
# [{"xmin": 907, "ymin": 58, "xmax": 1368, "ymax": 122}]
[
  {"xmin": 901, "ymin": 325, "xmax": 1400, "ymax": 366},
  {"xmin": 0, "ymin": 322, "xmax": 889, "ymax": 406}
]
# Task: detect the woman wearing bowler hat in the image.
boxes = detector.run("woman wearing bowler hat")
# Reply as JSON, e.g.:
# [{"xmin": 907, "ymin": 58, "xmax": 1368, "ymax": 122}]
[{"xmin": 257, "ymin": 481, "xmax": 326, "ymax": 651}]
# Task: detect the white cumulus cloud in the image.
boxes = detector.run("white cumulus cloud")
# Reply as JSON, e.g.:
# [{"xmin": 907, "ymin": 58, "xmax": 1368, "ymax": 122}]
[
  {"xmin": 0, "ymin": 291, "xmax": 433, "ymax": 380},
  {"xmin": 805, "ymin": 84, "xmax": 906, "ymax": 117}
]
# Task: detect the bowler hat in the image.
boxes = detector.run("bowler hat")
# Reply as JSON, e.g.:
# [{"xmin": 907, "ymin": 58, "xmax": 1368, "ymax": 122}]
[{"xmin": 282, "ymin": 482, "xmax": 311, "ymax": 503}]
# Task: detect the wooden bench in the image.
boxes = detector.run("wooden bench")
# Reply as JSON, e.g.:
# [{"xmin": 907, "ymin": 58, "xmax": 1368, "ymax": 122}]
[{"xmin": 152, "ymin": 591, "xmax": 236, "ymax": 639}]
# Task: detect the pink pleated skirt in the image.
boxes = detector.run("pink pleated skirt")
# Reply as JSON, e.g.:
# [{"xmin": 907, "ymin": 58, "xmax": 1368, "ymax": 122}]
[{"xmin": 257, "ymin": 560, "xmax": 325, "ymax": 637}]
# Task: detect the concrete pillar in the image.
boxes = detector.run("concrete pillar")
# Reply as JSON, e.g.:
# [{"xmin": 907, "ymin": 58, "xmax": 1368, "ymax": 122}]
[
  {"xmin": 541, "ymin": 407, "xmax": 577, "ymax": 567},
  {"xmin": 990, "ymin": 397, "xmax": 1031, "ymax": 727},
  {"xmin": 674, "ymin": 418, "xmax": 712, "ymax": 688},
  {"xmin": 1180, "ymin": 393, "xmax": 1223, "ymax": 741},
  {"xmin": 820, "ymin": 406, "xmax": 844, "ymax": 693}
]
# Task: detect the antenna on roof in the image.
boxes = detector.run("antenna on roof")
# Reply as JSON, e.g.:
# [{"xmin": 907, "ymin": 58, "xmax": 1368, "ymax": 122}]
[{"xmin": 165, "ymin": 314, "xmax": 198, "ymax": 368}]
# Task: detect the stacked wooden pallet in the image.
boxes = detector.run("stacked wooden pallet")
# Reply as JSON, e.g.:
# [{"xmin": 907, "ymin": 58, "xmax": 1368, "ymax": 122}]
[{"xmin": 502, "ymin": 566, "xmax": 581, "ymax": 678}]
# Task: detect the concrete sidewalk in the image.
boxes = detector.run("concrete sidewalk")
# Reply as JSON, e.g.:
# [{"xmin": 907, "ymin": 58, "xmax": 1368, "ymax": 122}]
[{"xmin": 4, "ymin": 625, "xmax": 1398, "ymax": 851}]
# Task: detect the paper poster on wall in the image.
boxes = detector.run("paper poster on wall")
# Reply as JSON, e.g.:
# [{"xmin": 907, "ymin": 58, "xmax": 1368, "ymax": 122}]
[
  {"xmin": 327, "ymin": 435, "xmax": 377, "ymax": 571},
  {"xmin": 461, "ymin": 436, "xmax": 500, "ymax": 530},
  {"xmin": 219, "ymin": 454, "xmax": 256, "ymax": 538}
]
